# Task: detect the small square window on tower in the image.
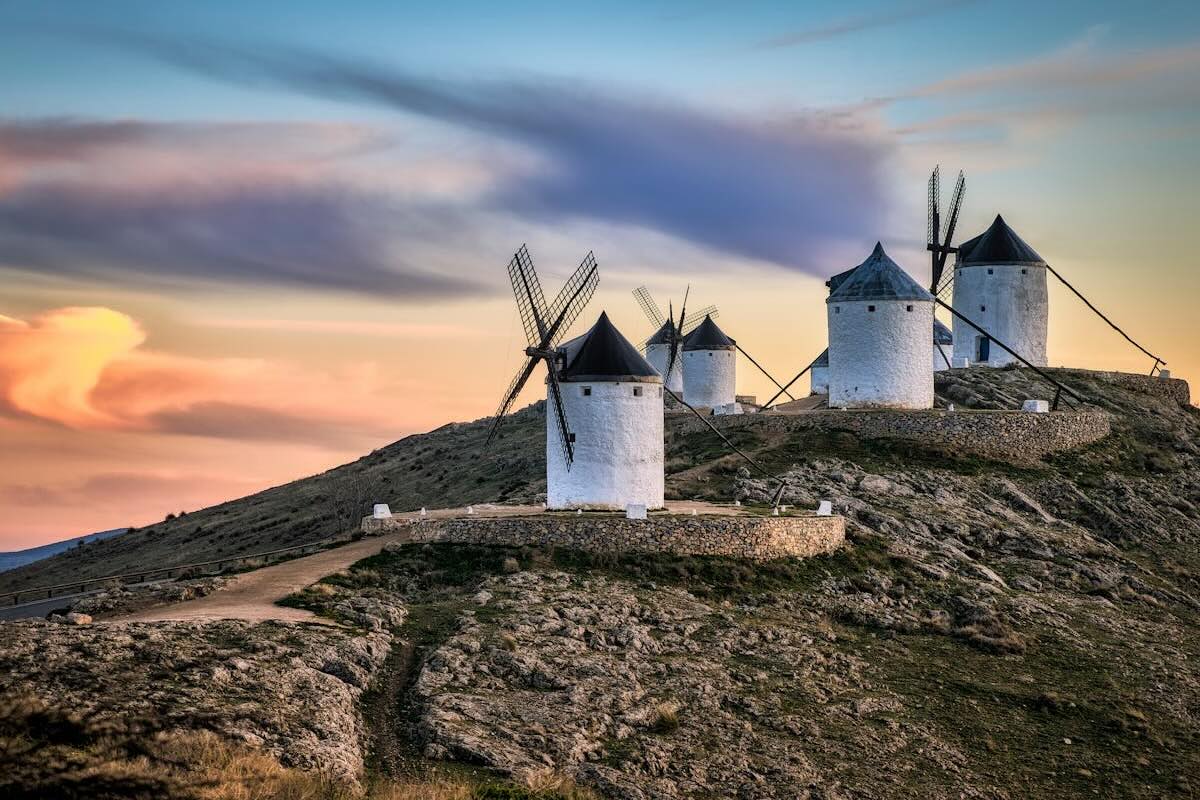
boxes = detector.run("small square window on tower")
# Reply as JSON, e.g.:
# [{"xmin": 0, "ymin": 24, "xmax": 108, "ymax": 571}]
[
  {"xmin": 988, "ymin": 268, "xmax": 994, "ymax": 275},
  {"xmin": 633, "ymin": 386, "xmax": 643, "ymax": 397},
  {"xmin": 1022, "ymin": 268, "xmax": 1028, "ymax": 274},
  {"xmin": 906, "ymin": 305, "xmax": 913, "ymax": 312},
  {"xmin": 834, "ymin": 306, "xmax": 841, "ymax": 314},
  {"xmin": 980, "ymin": 305, "xmax": 987, "ymax": 312},
  {"xmin": 582, "ymin": 386, "xmax": 591, "ymax": 396},
  {"xmin": 868, "ymin": 305, "xmax": 876, "ymax": 312}
]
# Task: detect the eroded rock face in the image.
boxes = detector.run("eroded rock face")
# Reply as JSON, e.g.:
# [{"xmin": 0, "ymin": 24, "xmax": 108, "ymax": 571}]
[
  {"xmin": 0, "ymin": 618, "xmax": 391, "ymax": 786},
  {"xmin": 409, "ymin": 572, "xmax": 957, "ymax": 798}
]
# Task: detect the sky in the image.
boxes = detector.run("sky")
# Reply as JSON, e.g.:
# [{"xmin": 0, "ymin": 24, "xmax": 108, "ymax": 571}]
[{"xmin": 1, "ymin": 1, "xmax": 1198, "ymax": 548}]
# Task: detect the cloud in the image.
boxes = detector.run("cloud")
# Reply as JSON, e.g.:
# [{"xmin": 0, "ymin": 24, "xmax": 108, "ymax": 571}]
[
  {"xmin": 145, "ymin": 401, "xmax": 392, "ymax": 447},
  {"xmin": 0, "ymin": 118, "xmax": 487, "ymax": 298},
  {"xmin": 0, "ymin": 307, "xmax": 145, "ymax": 427},
  {"xmin": 102, "ymin": 33, "xmax": 895, "ymax": 272},
  {"xmin": 0, "ymin": 306, "xmax": 401, "ymax": 449},
  {"xmin": 908, "ymin": 33, "xmax": 1200, "ymax": 99},
  {"xmin": 0, "ymin": 178, "xmax": 478, "ymax": 297},
  {"xmin": 753, "ymin": 0, "xmax": 980, "ymax": 49}
]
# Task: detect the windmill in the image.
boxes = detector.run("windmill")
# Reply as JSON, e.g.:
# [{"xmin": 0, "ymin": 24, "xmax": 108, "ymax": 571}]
[
  {"xmin": 632, "ymin": 286, "xmax": 716, "ymax": 393},
  {"xmin": 633, "ymin": 286, "xmax": 795, "ymax": 404},
  {"xmin": 484, "ymin": 245, "xmax": 599, "ymax": 469},
  {"xmin": 927, "ymin": 165, "xmax": 966, "ymax": 299}
]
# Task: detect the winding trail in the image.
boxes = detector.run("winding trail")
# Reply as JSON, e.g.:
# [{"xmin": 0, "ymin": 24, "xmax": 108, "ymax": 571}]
[{"xmin": 112, "ymin": 501, "xmax": 747, "ymax": 624}]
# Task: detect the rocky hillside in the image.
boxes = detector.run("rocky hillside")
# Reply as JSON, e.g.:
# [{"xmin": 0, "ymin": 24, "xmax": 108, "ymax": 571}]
[
  {"xmin": 3, "ymin": 367, "xmax": 1198, "ymax": 798},
  {"xmin": 0, "ymin": 367, "xmax": 1191, "ymax": 595}
]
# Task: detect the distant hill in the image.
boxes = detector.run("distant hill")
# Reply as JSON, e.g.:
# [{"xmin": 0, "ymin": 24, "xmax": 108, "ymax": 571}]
[
  {"xmin": 0, "ymin": 529, "xmax": 128, "ymax": 574},
  {"xmin": 0, "ymin": 367, "xmax": 1192, "ymax": 595}
]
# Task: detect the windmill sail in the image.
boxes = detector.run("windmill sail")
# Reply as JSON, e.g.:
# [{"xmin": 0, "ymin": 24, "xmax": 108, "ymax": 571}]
[{"xmin": 484, "ymin": 246, "xmax": 599, "ymax": 467}]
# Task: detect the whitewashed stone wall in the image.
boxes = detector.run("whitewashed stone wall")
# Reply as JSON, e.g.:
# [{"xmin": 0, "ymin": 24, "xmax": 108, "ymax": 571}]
[
  {"xmin": 645, "ymin": 342, "xmax": 684, "ymax": 393},
  {"xmin": 399, "ymin": 514, "xmax": 845, "ymax": 561},
  {"xmin": 683, "ymin": 348, "xmax": 736, "ymax": 408},
  {"xmin": 952, "ymin": 263, "xmax": 1048, "ymax": 367},
  {"xmin": 933, "ymin": 343, "xmax": 953, "ymax": 372},
  {"xmin": 810, "ymin": 364, "xmax": 829, "ymax": 395},
  {"xmin": 828, "ymin": 299, "xmax": 934, "ymax": 409},
  {"xmin": 547, "ymin": 380, "xmax": 665, "ymax": 510}
]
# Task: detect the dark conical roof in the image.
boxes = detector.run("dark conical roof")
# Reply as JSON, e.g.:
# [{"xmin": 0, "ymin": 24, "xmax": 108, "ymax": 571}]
[
  {"xmin": 645, "ymin": 319, "xmax": 676, "ymax": 346},
  {"xmin": 682, "ymin": 314, "xmax": 735, "ymax": 351},
  {"xmin": 956, "ymin": 231, "xmax": 984, "ymax": 263},
  {"xmin": 811, "ymin": 347, "xmax": 829, "ymax": 368},
  {"xmin": 825, "ymin": 266, "xmax": 858, "ymax": 295},
  {"xmin": 933, "ymin": 318, "xmax": 953, "ymax": 345},
  {"xmin": 558, "ymin": 312, "xmax": 660, "ymax": 382},
  {"xmin": 826, "ymin": 243, "xmax": 933, "ymax": 303},
  {"xmin": 960, "ymin": 215, "xmax": 1045, "ymax": 266}
]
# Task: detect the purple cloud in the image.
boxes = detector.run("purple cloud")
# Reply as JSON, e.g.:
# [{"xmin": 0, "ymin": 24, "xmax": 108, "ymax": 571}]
[{"xmin": 103, "ymin": 34, "xmax": 895, "ymax": 272}]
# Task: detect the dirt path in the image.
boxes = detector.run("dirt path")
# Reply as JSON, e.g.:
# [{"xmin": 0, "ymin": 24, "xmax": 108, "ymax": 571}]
[
  {"xmin": 112, "ymin": 501, "xmax": 750, "ymax": 624},
  {"xmin": 114, "ymin": 532, "xmax": 412, "ymax": 624}
]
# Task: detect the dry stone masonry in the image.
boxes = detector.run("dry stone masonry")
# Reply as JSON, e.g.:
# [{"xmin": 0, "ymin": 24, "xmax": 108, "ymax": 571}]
[
  {"xmin": 677, "ymin": 408, "xmax": 1112, "ymax": 463},
  {"xmin": 371, "ymin": 514, "xmax": 844, "ymax": 561}
]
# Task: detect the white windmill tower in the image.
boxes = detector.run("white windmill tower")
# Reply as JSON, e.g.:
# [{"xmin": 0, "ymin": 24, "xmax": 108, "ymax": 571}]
[
  {"xmin": 951, "ymin": 215, "xmax": 1049, "ymax": 367},
  {"xmin": 933, "ymin": 319, "xmax": 954, "ymax": 372},
  {"xmin": 485, "ymin": 247, "xmax": 664, "ymax": 511},
  {"xmin": 632, "ymin": 286, "xmax": 716, "ymax": 395},
  {"xmin": 548, "ymin": 312, "xmax": 664, "ymax": 509},
  {"xmin": 826, "ymin": 243, "xmax": 935, "ymax": 409},
  {"xmin": 682, "ymin": 314, "xmax": 738, "ymax": 412}
]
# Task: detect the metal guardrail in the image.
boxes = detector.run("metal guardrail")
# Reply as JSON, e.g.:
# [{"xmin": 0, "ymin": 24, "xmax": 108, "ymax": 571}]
[{"xmin": 0, "ymin": 534, "xmax": 347, "ymax": 609}]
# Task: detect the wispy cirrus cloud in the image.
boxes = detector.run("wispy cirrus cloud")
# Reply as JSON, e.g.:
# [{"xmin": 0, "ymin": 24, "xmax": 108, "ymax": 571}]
[
  {"xmin": 753, "ymin": 0, "xmax": 981, "ymax": 50},
  {"xmin": 96, "ymin": 32, "xmax": 896, "ymax": 273}
]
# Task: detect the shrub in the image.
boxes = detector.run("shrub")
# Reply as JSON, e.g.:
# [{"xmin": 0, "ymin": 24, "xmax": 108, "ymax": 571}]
[{"xmin": 649, "ymin": 700, "xmax": 681, "ymax": 734}]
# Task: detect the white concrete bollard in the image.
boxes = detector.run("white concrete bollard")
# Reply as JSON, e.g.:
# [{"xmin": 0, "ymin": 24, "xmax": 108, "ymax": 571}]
[
  {"xmin": 466, "ymin": 506, "xmax": 474, "ymax": 515},
  {"xmin": 772, "ymin": 506, "xmax": 779, "ymax": 516},
  {"xmin": 1022, "ymin": 399, "xmax": 1050, "ymax": 413},
  {"xmin": 691, "ymin": 509, "xmax": 698, "ymax": 516},
  {"xmin": 1160, "ymin": 370, "xmax": 1172, "ymax": 380},
  {"xmin": 372, "ymin": 504, "xmax": 392, "ymax": 519},
  {"xmin": 420, "ymin": 507, "xmax": 427, "ymax": 517},
  {"xmin": 734, "ymin": 499, "xmax": 741, "ymax": 507},
  {"xmin": 817, "ymin": 500, "xmax": 833, "ymax": 516},
  {"xmin": 625, "ymin": 504, "xmax": 647, "ymax": 520},
  {"xmin": 577, "ymin": 509, "xmax": 582, "ymax": 516}
]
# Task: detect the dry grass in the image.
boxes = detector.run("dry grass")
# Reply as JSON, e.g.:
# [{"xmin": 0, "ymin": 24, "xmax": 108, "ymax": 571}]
[
  {"xmin": 520, "ymin": 769, "xmax": 600, "ymax": 799},
  {"xmin": 648, "ymin": 700, "xmax": 681, "ymax": 734}
]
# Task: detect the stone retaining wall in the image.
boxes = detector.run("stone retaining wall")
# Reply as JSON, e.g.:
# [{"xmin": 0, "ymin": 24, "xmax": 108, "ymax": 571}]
[
  {"xmin": 366, "ymin": 514, "xmax": 844, "ymax": 561},
  {"xmin": 1085, "ymin": 370, "xmax": 1191, "ymax": 406},
  {"xmin": 675, "ymin": 409, "xmax": 1112, "ymax": 463}
]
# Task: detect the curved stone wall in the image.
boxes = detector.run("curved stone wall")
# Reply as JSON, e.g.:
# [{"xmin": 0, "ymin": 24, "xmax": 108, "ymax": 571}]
[
  {"xmin": 677, "ymin": 408, "xmax": 1112, "ymax": 463},
  {"xmin": 952, "ymin": 263, "xmax": 1048, "ymax": 367},
  {"xmin": 645, "ymin": 342, "xmax": 683, "ymax": 393},
  {"xmin": 547, "ymin": 380, "xmax": 665, "ymax": 510},
  {"xmin": 404, "ymin": 514, "xmax": 845, "ymax": 561},
  {"xmin": 683, "ymin": 348, "xmax": 736, "ymax": 408},
  {"xmin": 828, "ymin": 299, "xmax": 934, "ymax": 409}
]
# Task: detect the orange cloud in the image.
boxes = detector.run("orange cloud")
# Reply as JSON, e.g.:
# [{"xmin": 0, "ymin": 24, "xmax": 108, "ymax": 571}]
[
  {"xmin": 0, "ymin": 306, "xmax": 404, "ymax": 449},
  {"xmin": 0, "ymin": 307, "xmax": 146, "ymax": 428}
]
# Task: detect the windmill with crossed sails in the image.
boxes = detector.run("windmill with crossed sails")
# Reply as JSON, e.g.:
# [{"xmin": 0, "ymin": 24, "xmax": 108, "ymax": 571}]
[
  {"xmin": 485, "ymin": 246, "xmax": 664, "ymax": 510},
  {"xmin": 632, "ymin": 286, "xmax": 716, "ymax": 395},
  {"xmin": 634, "ymin": 286, "xmax": 795, "ymax": 411}
]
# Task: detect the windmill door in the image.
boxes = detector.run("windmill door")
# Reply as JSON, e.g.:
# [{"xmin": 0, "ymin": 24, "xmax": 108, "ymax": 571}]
[{"xmin": 976, "ymin": 336, "xmax": 991, "ymax": 362}]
